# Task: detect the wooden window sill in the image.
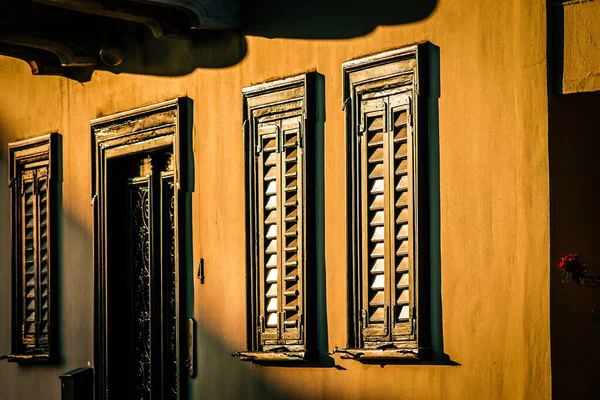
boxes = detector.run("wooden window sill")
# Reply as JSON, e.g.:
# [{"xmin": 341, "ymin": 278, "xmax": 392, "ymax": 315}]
[
  {"xmin": 1, "ymin": 353, "xmax": 51, "ymax": 363},
  {"xmin": 232, "ymin": 351, "xmax": 309, "ymax": 364},
  {"xmin": 333, "ymin": 347, "xmax": 431, "ymax": 362}
]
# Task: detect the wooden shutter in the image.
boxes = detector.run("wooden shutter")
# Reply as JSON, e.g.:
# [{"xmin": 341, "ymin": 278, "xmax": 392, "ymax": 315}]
[
  {"xmin": 37, "ymin": 169, "xmax": 50, "ymax": 346},
  {"xmin": 359, "ymin": 94, "xmax": 414, "ymax": 345},
  {"xmin": 281, "ymin": 117, "xmax": 302, "ymax": 343},
  {"xmin": 257, "ymin": 122, "xmax": 281, "ymax": 344},
  {"xmin": 21, "ymin": 169, "xmax": 38, "ymax": 348},
  {"xmin": 389, "ymin": 94, "xmax": 414, "ymax": 341},
  {"xmin": 19, "ymin": 165, "xmax": 51, "ymax": 351},
  {"xmin": 344, "ymin": 44, "xmax": 433, "ymax": 357},
  {"xmin": 244, "ymin": 73, "xmax": 314, "ymax": 357},
  {"xmin": 360, "ymin": 98, "xmax": 389, "ymax": 340},
  {"xmin": 9, "ymin": 133, "xmax": 60, "ymax": 362},
  {"xmin": 256, "ymin": 116, "xmax": 304, "ymax": 347}
]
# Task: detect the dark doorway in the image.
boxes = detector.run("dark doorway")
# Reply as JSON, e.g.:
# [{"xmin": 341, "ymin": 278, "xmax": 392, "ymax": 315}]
[{"xmin": 105, "ymin": 149, "xmax": 178, "ymax": 399}]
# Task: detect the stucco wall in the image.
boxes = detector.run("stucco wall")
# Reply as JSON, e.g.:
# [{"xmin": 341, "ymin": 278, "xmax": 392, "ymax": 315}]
[
  {"xmin": 0, "ymin": 0, "xmax": 550, "ymax": 398},
  {"xmin": 557, "ymin": 0, "xmax": 600, "ymax": 94}
]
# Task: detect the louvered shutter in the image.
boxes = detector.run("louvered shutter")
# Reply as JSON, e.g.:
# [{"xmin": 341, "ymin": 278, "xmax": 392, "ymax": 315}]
[
  {"xmin": 21, "ymin": 170, "xmax": 38, "ymax": 347},
  {"xmin": 37, "ymin": 169, "xmax": 50, "ymax": 346},
  {"xmin": 345, "ymin": 44, "xmax": 433, "ymax": 357},
  {"xmin": 389, "ymin": 94, "xmax": 414, "ymax": 340},
  {"xmin": 9, "ymin": 133, "xmax": 60, "ymax": 362},
  {"xmin": 244, "ymin": 73, "xmax": 314, "ymax": 357},
  {"xmin": 359, "ymin": 94, "xmax": 415, "ymax": 344},
  {"xmin": 257, "ymin": 122, "xmax": 281, "ymax": 344},
  {"xmin": 19, "ymin": 166, "xmax": 51, "ymax": 350},
  {"xmin": 281, "ymin": 117, "xmax": 302, "ymax": 343},
  {"xmin": 360, "ymin": 99, "xmax": 389, "ymax": 340},
  {"xmin": 256, "ymin": 117, "xmax": 304, "ymax": 347}
]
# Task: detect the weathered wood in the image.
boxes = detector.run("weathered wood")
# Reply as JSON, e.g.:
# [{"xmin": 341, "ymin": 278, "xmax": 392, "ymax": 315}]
[
  {"xmin": 343, "ymin": 45, "xmax": 430, "ymax": 358},
  {"xmin": 6, "ymin": 133, "xmax": 61, "ymax": 364},
  {"xmin": 239, "ymin": 73, "xmax": 317, "ymax": 362}
]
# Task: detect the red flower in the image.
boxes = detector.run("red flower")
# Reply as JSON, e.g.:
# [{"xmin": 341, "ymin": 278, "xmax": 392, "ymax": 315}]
[
  {"xmin": 558, "ymin": 253, "xmax": 586, "ymax": 283},
  {"xmin": 558, "ymin": 254, "xmax": 583, "ymax": 272}
]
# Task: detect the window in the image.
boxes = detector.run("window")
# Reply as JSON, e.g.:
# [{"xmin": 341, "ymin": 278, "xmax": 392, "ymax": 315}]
[
  {"xmin": 6, "ymin": 133, "xmax": 61, "ymax": 362},
  {"xmin": 237, "ymin": 73, "xmax": 316, "ymax": 362},
  {"xmin": 343, "ymin": 45, "xmax": 431, "ymax": 360}
]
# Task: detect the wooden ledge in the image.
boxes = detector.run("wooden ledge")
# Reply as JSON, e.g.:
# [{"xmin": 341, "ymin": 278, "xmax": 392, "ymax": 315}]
[
  {"xmin": 334, "ymin": 347, "xmax": 431, "ymax": 362},
  {"xmin": 232, "ymin": 351, "xmax": 309, "ymax": 364},
  {"xmin": 1, "ymin": 353, "xmax": 51, "ymax": 363}
]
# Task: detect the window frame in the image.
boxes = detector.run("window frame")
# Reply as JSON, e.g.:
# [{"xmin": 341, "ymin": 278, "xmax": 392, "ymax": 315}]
[
  {"xmin": 237, "ymin": 73, "xmax": 317, "ymax": 363},
  {"xmin": 343, "ymin": 44, "xmax": 432, "ymax": 361},
  {"xmin": 6, "ymin": 133, "xmax": 61, "ymax": 363}
]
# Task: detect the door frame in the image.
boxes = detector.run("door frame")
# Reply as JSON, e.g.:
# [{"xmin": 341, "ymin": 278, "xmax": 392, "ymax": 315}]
[{"xmin": 91, "ymin": 98, "xmax": 193, "ymax": 399}]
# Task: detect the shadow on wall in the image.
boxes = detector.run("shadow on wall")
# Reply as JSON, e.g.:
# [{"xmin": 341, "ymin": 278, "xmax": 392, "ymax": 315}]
[
  {"xmin": 549, "ymin": 90, "xmax": 600, "ymax": 400},
  {"xmin": 242, "ymin": 0, "xmax": 437, "ymax": 39},
  {"xmin": 91, "ymin": 0, "xmax": 437, "ymax": 78},
  {"xmin": 94, "ymin": 29, "xmax": 248, "ymax": 77},
  {"xmin": 0, "ymin": 118, "xmax": 291, "ymax": 399}
]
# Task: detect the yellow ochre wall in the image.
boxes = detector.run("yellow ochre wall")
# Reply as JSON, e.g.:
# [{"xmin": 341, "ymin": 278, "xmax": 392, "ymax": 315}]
[{"xmin": 0, "ymin": 0, "xmax": 550, "ymax": 399}]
